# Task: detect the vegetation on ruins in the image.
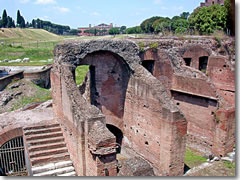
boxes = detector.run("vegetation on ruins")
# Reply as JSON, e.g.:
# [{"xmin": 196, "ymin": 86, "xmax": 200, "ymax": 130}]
[{"xmin": 184, "ymin": 148, "xmax": 207, "ymax": 168}]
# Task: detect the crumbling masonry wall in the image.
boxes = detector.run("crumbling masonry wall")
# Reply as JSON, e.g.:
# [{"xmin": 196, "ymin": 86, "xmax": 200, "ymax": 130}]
[
  {"xmin": 51, "ymin": 39, "xmax": 187, "ymax": 176},
  {"xmin": 139, "ymin": 38, "xmax": 235, "ymax": 157}
]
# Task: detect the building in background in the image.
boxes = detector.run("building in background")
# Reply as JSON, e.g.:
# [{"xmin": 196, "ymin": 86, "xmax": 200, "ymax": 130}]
[
  {"xmin": 199, "ymin": 0, "xmax": 225, "ymax": 7},
  {"xmin": 78, "ymin": 23, "xmax": 119, "ymax": 36}
]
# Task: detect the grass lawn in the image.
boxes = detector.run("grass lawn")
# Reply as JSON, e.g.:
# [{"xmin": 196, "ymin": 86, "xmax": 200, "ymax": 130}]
[
  {"xmin": 184, "ymin": 147, "xmax": 207, "ymax": 168},
  {"xmin": 75, "ymin": 65, "xmax": 89, "ymax": 85},
  {"xmin": 0, "ymin": 45, "xmax": 54, "ymax": 66},
  {"xmin": 9, "ymin": 80, "xmax": 52, "ymax": 111}
]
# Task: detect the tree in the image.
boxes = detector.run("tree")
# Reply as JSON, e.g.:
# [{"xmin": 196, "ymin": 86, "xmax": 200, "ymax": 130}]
[
  {"xmin": 19, "ymin": 16, "xmax": 25, "ymax": 28},
  {"xmin": 120, "ymin": 26, "xmax": 127, "ymax": 33},
  {"xmin": 12, "ymin": 20, "xmax": 16, "ymax": 28},
  {"xmin": 109, "ymin": 28, "xmax": 120, "ymax": 35},
  {"xmin": 140, "ymin": 16, "xmax": 161, "ymax": 33},
  {"xmin": 126, "ymin": 26, "xmax": 143, "ymax": 34},
  {"xmin": 171, "ymin": 19, "xmax": 189, "ymax": 34},
  {"xmin": 69, "ymin": 29, "xmax": 80, "ymax": 35},
  {"xmin": 0, "ymin": 17, "xmax": 2, "ymax": 28},
  {"xmin": 2, "ymin": 9, "xmax": 8, "ymax": 28},
  {"xmin": 7, "ymin": 16, "xmax": 13, "ymax": 28},
  {"xmin": 188, "ymin": 5, "xmax": 227, "ymax": 35},
  {"xmin": 152, "ymin": 17, "xmax": 171, "ymax": 34},
  {"xmin": 17, "ymin": 10, "xmax": 21, "ymax": 25},
  {"xmin": 224, "ymin": 0, "xmax": 235, "ymax": 36},
  {"xmin": 180, "ymin": 12, "xmax": 190, "ymax": 19},
  {"xmin": 32, "ymin": 19, "xmax": 36, "ymax": 28}
]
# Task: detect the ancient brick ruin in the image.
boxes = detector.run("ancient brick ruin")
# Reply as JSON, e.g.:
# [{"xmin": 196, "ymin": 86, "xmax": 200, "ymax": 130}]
[
  {"xmin": 51, "ymin": 39, "xmax": 188, "ymax": 176},
  {"xmin": 50, "ymin": 37, "xmax": 235, "ymax": 176},
  {"xmin": 0, "ymin": 37, "xmax": 235, "ymax": 176},
  {"xmin": 138, "ymin": 38, "xmax": 235, "ymax": 157}
]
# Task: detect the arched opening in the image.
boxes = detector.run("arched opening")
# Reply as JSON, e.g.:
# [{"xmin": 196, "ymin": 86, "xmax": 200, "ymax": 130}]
[
  {"xmin": 142, "ymin": 60, "xmax": 155, "ymax": 74},
  {"xmin": 183, "ymin": 58, "xmax": 192, "ymax": 66},
  {"xmin": 106, "ymin": 124, "xmax": 123, "ymax": 154},
  {"xmin": 199, "ymin": 56, "xmax": 209, "ymax": 72},
  {"xmin": 76, "ymin": 51, "xmax": 131, "ymax": 126},
  {"xmin": 0, "ymin": 136, "xmax": 26, "ymax": 176}
]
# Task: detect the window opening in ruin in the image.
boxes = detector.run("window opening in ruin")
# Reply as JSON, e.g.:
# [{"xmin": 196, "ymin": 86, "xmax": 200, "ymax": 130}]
[
  {"xmin": 184, "ymin": 58, "xmax": 192, "ymax": 66},
  {"xmin": 74, "ymin": 65, "xmax": 89, "ymax": 86},
  {"xmin": 104, "ymin": 168, "xmax": 109, "ymax": 176},
  {"xmin": 106, "ymin": 124, "xmax": 123, "ymax": 154},
  {"xmin": 199, "ymin": 56, "xmax": 209, "ymax": 72},
  {"xmin": 0, "ymin": 136, "xmax": 26, "ymax": 175},
  {"xmin": 89, "ymin": 65, "xmax": 99, "ymax": 106},
  {"xmin": 142, "ymin": 60, "xmax": 155, "ymax": 74}
]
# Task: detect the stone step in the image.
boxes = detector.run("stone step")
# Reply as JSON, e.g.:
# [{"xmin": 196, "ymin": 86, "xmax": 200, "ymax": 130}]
[
  {"xmin": 58, "ymin": 171, "xmax": 76, "ymax": 176},
  {"xmin": 33, "ymin": 166, "xmax": 75, "ymax": 176},
  {"xmin": 30, "ymin": 147, "xmax": 68, "ymax": 158},
  {"xmin": 29, "ymin": 142, "xmax": 66, "ymax": 153},
  {"xmin": 27, "ymin": 136, "xmax": 65, "ymax": 146},
  {"xmin": 31, "ymin": 152, "xmax": 70, "ymax": 166},
  {"xmin": 24, "ymin": 127, "xmax": 62, "ymax": 136},
  {"xmin": 24, "ymin": 124, "xmax": 60, "ymax": 131},
  {"xmin": 26, "ymin": 132, "xmax": 63, "ymax": 141},
  {"xmin": 32, "ymin": 160, "xmax": 73, "ymax": 174}
]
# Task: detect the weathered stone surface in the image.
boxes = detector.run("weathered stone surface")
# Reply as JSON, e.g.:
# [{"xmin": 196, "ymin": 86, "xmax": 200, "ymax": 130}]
[{"xmin": 118, "ymin": 157, "xmax": 155, "ymax": 176}]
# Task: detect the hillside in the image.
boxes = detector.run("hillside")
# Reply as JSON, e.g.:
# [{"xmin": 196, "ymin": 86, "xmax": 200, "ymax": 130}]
[{"xmin": 0, "ymin": 28, "xmax": 63, "ymax": 43}]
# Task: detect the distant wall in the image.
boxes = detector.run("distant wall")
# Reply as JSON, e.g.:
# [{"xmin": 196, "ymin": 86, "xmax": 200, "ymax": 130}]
[
  {"xmin": 140, "ymin": 46, "xmax": 235, "ymax": 156},
  {"xmin": 24, "ymin": 66, "xmax": 52, "ymax": 89},
  {"xmin": 0, "ymin": 71, "xmax": 24, "ymax": 91}
]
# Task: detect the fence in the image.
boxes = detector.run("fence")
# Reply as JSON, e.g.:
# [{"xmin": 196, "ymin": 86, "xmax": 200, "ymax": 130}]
[
  {"xmin": 0, "ymin": 136, "xmax": 26, "ymax": 175},
  {"xmin": 0, "ymin": 40, "xmax": 61, "ymax": 49}
]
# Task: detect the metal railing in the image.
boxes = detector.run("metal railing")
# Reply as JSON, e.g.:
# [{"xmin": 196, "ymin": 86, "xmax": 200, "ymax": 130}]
[{"xmin": 0, "ymin": 136, "xmax": 26, "ymax": 175}]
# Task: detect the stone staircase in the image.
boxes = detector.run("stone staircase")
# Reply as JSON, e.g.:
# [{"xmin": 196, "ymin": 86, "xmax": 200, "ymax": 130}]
[{"xmin": 23, "ymin": 123, "xmax": 76, "ymax": 176}]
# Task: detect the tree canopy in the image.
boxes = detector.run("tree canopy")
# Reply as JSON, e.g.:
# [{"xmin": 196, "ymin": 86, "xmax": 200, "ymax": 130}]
[
  {"xmin": 188, "ymin": 4, "xmax": 227, "ymax": 34},
  {"xmin": 109, "ymin": 28, "xmax": 120, "ymax": 35}
]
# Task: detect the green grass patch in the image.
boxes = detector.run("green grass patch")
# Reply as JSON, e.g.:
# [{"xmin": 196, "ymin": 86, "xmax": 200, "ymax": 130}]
[
  {"xmin": 223, "ymin": 161, "xmax": 235, "ymax": 169},
  {"xmin": 75, "ymin": 65, "xmax": 89, "ymax": 85},
  {"xmin": 0, "ymin": 45, "xmax": 54, "ymax": 66},
  {"xmin": 10, "ymin": 82, "xmax": 52, "ymax": 111},
  {"xmin": 185, "ymin": 147, "xmax": 207, "ymax": 168}
]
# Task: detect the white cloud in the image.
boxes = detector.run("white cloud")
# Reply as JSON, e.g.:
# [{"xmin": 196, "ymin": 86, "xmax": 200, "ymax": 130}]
[
  {"xmin": 40, "ymin": 15, "xmax": 50, "ymax": 20},
  {"xmin": 20, "ymin": 0, "xmax": 30, "ymax": 3},
  {"xmin": 54, "ymin": 6, "xmax": 70, "ymax": 13},
  {"xmin": 153, "ymin": 0, "xmax": 162, "ymax": 4},
  {"xmin": 35, "ymin": 0, "xmax": 56, "ymax": 5},
  {"xmin": 91, "ymin": 12, "xmax": 100, "ymax": 16},
  {"xmin": 160, "ymin": 6, "xmax": 168, "ymax": 10}
]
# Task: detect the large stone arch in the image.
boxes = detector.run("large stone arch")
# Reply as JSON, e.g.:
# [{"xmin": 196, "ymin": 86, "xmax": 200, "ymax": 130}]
[
  {"xmin": 54, "ymin": 39, "xmax": 141, "ymax": 69},
  {"xmin": 0, "ymin": 128, "xmax": 23, "ymax": 147},
  {"xmin": 77, "ymin": 50, "xmax": 131, "ymax": 130}
]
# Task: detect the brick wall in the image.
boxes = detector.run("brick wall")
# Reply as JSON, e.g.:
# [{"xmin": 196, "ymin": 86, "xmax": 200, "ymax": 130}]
[
  {"xmin": 0, "ymin": 71, "xmax": 24, "ymax": 91},
  {"xmin": 140, "ymin": 47, "xmax": 235, "ymax": 156}
]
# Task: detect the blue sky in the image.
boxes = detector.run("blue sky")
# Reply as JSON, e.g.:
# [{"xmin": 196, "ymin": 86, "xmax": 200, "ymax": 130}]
[{"xmin": 0, "ymin": 0, "xmax": 203, "ymax": 29}]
